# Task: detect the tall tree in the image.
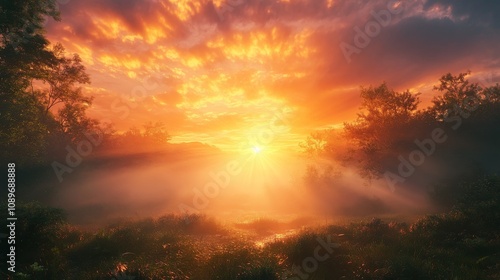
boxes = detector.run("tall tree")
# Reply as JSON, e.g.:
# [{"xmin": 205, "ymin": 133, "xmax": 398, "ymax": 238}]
[
  {"xmin": 0, "ymin": 0, "xmax": 61, "ymax": 165},
  {"xmin": 0, "ymin": 0, "xmax": 60, "ymax": 95},
  {"xmin": 36, "ymin": 43, "xmax": 94, "ymax": 144},
  {"xmin": 344, "ymin": 83, "xmax": 421, "ymax": 177},
  {"xmin": 430, "ymin": 71, "xmax": 482, "ymax": 120},
  {"xmin": 36, "ymin": 43, "xmax": 91, "ymax": 116},
  {"xmin": 0, "ymin": 1, "xmax": 96, "ymax": 165}
]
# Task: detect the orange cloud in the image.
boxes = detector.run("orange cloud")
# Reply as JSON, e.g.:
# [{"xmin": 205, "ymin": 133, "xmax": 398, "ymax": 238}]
[{"xmin": 45, "ymin": 0, "xmax": 500, "ymax": 150}]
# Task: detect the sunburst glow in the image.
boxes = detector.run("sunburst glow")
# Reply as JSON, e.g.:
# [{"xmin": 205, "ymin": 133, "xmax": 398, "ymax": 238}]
[{"xmin": 252, "ymin": 146, "xmax": 262, "ymax": 154}]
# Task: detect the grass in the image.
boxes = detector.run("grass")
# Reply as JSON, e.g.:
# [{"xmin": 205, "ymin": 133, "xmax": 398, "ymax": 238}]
[{"xmin": 1, "ymin": 176, "xmax": 499, "ymax": 279}]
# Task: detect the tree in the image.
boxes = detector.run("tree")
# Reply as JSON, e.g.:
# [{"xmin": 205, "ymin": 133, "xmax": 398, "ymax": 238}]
[
  {"xmin": 343, "ymin": 83, "xmax": 421, "ymax": 177},
  {"xmin": 36, "ymin": 44, "xmax": 91, "ymax": 115},
  {"xmin": 483, "ymin": 84, "xmax": 500, "ymax": 103},
  {"xmin": 36, "ymin": 43, "xmax": 94, "ymax": 144},
  {"xmin": 429, "ymin": 71, "xmax": 482, "ymax": 120},
  {"xmin": 300, "ymin": 129, "xmax": 335, "ymax": 157},
  {"xmin": 0, "ymin": 0, "xmax": 61, "ymax": 165},
  {"xmin": 0, "ymin": 0, "xmax": 60, "ymax": 95},
  {"xmin": 352, "ymin": 83, "xmax": 419, "ymax": 126},
  {"xmin": 143, "ymin": 121, "xmax": 171, "ymax": 144},
  {"xmin": 0, "ymin": 1, "xmax": 96, "ymax": 165},
  {"xmin": 118, "ymin": 122, "xmax": 171, "ymax": 148},
  {"xmin": 0, "ymin": 92, "xmax": 49, "ymax": 165},
  {"xmin": 300, "ymin": 83, "xmax": 421, "ymax": 179}
]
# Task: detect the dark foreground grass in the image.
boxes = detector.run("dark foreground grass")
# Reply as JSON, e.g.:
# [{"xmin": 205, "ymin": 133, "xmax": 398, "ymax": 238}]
[{"xmin": 1, "ymin": 177, "xmax": 499, "ymax": 279}]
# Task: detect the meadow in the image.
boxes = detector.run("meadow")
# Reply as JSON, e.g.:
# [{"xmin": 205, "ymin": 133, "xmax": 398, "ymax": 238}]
[{"xmin": 2, "ymin": 176, "xmax": 499, "ymax": 280}]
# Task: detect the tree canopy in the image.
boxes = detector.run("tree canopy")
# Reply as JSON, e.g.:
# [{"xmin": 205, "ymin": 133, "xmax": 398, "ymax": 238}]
[
  {"xmin": 303, "ymin": 72, "xmax": 500, "ymax": 190},
  {"xmin": 0, "ymin": 0, "xmax": 96, "ymax": 166}
]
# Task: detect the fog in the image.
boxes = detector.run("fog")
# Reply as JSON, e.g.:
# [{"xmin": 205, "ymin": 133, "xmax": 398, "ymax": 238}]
[{"xmin": 20, "ymin": 143, "xmax": 434, "ymax": 228}]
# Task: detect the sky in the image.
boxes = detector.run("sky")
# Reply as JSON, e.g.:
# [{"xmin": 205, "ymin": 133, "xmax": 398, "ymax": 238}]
[{"xmin": 45, "ymin": 0, "xmax": 500, "ymax": 151}]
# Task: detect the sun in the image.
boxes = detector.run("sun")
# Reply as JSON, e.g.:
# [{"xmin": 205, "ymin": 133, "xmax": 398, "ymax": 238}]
[{"xmin": 252, "ymin": 146, "xmax": 262, "ymax": 154}]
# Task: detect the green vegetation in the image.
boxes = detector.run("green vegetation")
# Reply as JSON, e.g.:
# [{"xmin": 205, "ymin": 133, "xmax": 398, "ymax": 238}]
[
  {"xmin": 302, "ymin": 72, "xmax": 500, "ymax": 194},
  {"xmin": 2, "ymin": 176, "xmax": 499, "ymax": 279}
]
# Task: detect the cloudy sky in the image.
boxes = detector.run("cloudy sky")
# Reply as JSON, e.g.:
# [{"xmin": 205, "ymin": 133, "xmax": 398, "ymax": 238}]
[{"xmin": 45, "ymin": 0, "xmax": 500, "ymax": 151}]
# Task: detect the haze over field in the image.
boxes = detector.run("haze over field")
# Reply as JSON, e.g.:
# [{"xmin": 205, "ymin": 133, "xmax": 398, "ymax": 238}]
[{"xmin": 19, "ymin": 0, "xmax": 496, "ymax": 224}]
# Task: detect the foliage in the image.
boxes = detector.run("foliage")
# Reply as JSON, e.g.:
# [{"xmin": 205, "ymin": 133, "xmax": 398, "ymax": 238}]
[
  {"xmin": 430, "ymin": 71, "xmax": 482, "ymax": 120},
  {"xmin": 0, "ymin": 92, "xmax": 49, "ymax": 165},
  {"xmin": 108, "ymin": 122, "xmax": 172, "ymax": 149},
  {"xmin": 4, "ymin": 176, "xmax": 499, "ymax": 279},
  {"xmin": 0, "ymin": 0, "xmax": 61, "ymax": 93},
  {"xmin": 0, "ymin": 1, "xmax": 99, "ymax": 166},
  {"xmin": 342, "ymin": 83, "xmax": 421, "ymax": 177},
  {"xmin": 304, "ymin": 72, "xmax": 500, "ymax": 186},
  {"xmin": 299, "ymin": 129, "xmax": 342, "ymax": 158}
]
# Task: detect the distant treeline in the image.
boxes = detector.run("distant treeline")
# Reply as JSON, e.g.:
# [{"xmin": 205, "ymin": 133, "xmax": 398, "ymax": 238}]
[{"xmin": 302, "ymin": 71, "xmax": 500, "ymax": 206}]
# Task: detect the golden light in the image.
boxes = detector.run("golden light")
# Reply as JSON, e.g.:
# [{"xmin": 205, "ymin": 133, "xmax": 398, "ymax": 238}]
[{"xmin": 252, "ymin": 146, "xmax": 262, "ymax": 154}]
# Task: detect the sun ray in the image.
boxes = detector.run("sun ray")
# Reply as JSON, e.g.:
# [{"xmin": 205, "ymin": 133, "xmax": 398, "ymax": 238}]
[{"xmin": 252, "ymin": 146, "xmax": 262, "ymax": 154}]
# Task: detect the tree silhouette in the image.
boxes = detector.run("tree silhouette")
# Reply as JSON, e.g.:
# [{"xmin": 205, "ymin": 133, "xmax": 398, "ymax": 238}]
[
  {"xmin": 112, "ymin": 122, "xmax": 171, "ymax": 149},
  {"xmin": 303, "ymin": 72, "xmax": 500, "ymax": 193},
  {"xmin": 429, "ymin": 71, "xmax": 482, "ymax": 120},
  {"xmin": 343, "ymin": 83, "xmax": 421, "ymax": 177},
  {"xmin": 0, "ymin": 1, "xmax": 96, "ymax": 165},
  {"xmin": 37, "ymin": 44, "xmax": 91, "ymax": 115},
  {"xmin": 0, "ymin": 1, "xmax": 61, "ymax": 165},
  {"xmin": 0, "ymin": 0, "xmax": 60, "ymax": 95},
  {"xmin": 37, "ymin": 44, "xmax": 94, "ymax": 144}
]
